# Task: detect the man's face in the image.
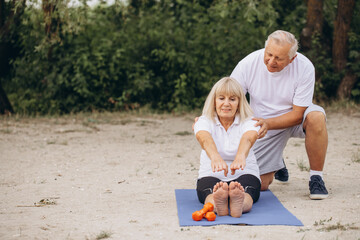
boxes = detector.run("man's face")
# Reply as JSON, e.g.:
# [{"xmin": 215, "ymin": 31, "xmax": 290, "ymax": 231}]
[{"xmin": 264, "ymin": 39, "xmax": 295, "ymax": 73}]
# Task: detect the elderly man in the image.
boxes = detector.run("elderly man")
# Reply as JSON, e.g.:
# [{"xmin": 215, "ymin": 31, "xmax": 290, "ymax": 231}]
[{"xmin": 230, "ymin": 30, "xmax": 328, "ymax": 199}]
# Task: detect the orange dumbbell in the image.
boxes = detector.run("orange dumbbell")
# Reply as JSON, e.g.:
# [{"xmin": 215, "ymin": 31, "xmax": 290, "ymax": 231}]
[
  {"xmin": 205, "ymin": 211, "xmax": 216, "ymax": 221},
  {"xmin": 192, "ymin": 202, "xmax": 216, "ymax": 221}
]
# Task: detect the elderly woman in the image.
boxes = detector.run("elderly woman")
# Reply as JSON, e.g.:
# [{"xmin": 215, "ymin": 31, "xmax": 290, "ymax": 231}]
[{"xmin": 194, "ymin": 77, "xmax": 261, "ymax": 218}]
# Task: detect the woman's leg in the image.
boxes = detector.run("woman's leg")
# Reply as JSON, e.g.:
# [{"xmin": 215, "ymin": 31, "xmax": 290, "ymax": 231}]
[
  {"xmin": 229, "ymin": 174, "xmax": 261, "ymax": 217},
  {"xmin": 196, "ymin": 177, "xmax": 221, "ymax": 203},
  {"xmin": 211, "ymin": 182, "xmax": 229, "ymax": 216},
  {"xmin": 229, "ymin": 181, "xmax": 251, "ymax": 217},
  {"xmin": 196, "ymin": 177, "xmax": 229, "ymax": 215}
]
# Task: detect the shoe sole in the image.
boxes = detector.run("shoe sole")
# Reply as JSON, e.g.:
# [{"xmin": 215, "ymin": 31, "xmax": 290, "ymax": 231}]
[
  {"xmin": 309, "ymin": 194, "xmax": 328, "ymax": 200},
  {"xmin": 275, "ymin": 179, "xmax": 288, "ymax": 183}
]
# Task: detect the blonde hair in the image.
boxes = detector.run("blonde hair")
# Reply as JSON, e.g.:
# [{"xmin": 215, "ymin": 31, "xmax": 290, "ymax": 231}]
[
  {"xmin": 265, "ymin": 30, "xmax": 298, "ymax": 59},
  {"xmin": 202, "ymin": 77, "xmax": 253, "ymax": 122}
]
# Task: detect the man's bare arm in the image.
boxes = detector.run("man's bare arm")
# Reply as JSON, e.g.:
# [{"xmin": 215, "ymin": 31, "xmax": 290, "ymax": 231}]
[{"xmin": 254, "ymin": 105, "xmax": 307, "ymax": 138}]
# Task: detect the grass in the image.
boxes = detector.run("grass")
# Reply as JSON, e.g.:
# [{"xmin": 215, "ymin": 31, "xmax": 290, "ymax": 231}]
[
  {"xmin": 317, "ymin": 222, "xmax": 359, "ymax": 232},
  {"xmin": 46, "ymin": 139, "xmax": 57, "ymax": 144},
  {"xmin": 314, "ymin": 217, "xmax": 333, "ymax": 226},
  {"xmin": 0, "ymin": 101, "xmax": 357, "ymax": 121},
  {"xmin": 297, "ymin": 228, "xmax": 311, "ymax": 233},
  {"xmin": 0, "ymin": 128, "xmax": 12, "ymax": 134},
  {"xmin": 351, "ymin": 148, "xmax": 360, "ymax": 163},
  {"xmin": 46, "ymin": 138, "xmax": 68, "ymax": 145},
  {"xmin": 314, "ymin": 217, "xmax": 359, "ymax": 232},
  {"xmin": 174, "ymin": 131, "xmax": 193, "ymax": 136},
  {"xmin": 34, "ymin": 198, "xmax": 57, "ymax": 207},
  {"xmin": 323, "ymin": 100, "xmax": 360, "ymax": 115},
  {"xmin": 144, "ymin": 138, "xmax": 154, "ymax": 143},
  {"xmin": 0, "ymin": 109, "xmax": 201, "ymax": 132},
  {"xmin": 296, "ymin": 158, "xmax": 310, "ymax": 171},
  {"xmin": 82, "ymin": 121, "xmax": 100, "ymax": 131},
  {"xmin": 95, "ymin": 231, "xmax": 112, "ymax": 240},
  {"xmin": 119, "ymin": 119, "xmax": 132, "ymax": 125}
]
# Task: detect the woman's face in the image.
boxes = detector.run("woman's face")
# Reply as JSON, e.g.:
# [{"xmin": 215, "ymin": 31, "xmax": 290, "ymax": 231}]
[{"xmin": 215, "ymin": 93, "xmax": 239, "ymax": 120}]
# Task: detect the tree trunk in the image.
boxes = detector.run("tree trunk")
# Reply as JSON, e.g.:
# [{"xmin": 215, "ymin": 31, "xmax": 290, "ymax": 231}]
[
  {"xmin": 0, "ymin": 80, "xmax": 13, "ymax": 114},
  {"xmin": 333, "ymin": 0, "xmax": 355, "ymax": 72},
  {"xmin": 42, "ymin": 0, "xmax": 60, "ymax": 59},
  {"xmin": 333, "ymin": 0, "xmax": 356, "ymax": 99},
  {"xmin": 0, "ymin": 0, "xmax": 25, "ymax": 114},
  {"xmin": 337, "ymin": 73, "xmax": 357, "ymax": 100},
  {"xmin": 42, "ymin": 0, "xmax": 56, "ymax": 38},
  {"xmin": 300, "ymin": 0, "xmax": 324, "ymax": 51}
]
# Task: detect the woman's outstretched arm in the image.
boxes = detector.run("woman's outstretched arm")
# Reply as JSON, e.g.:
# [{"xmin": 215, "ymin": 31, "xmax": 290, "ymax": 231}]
[
  {"xmin": 196, "ymin": 130, "xmax": 228, "ymax": 177},
  {"xmin": 230, "ymin": 130, "xmax": 258, "ymax": 175}
]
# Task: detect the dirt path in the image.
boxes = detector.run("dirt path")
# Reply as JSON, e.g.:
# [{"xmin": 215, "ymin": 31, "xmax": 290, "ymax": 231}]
[{"xmin": 1, "ymin": 111, "xmax": 359, "ymax": 239}]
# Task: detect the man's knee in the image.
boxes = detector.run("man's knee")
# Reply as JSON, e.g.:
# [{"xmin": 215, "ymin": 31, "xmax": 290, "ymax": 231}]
[
  {"xmin": 304, "ymin": 111, "xmax": 326, "ymax": 131},
  {"xmin": 260, "ymin": 172, "xmax": 275, "ymax": 191},
  {"xmin": 261, "ymin": 182, "xmax": 271, "ymax": 191}
]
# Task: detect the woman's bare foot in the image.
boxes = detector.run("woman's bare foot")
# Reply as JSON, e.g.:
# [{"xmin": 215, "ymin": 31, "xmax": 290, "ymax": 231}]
[
  {"xmin": 229, "ymin": 181, "xmax": 245, "ymax": 218},
  {"xmin": 213, "ymin": 182, "xmax": 229, "ymax": 216}
]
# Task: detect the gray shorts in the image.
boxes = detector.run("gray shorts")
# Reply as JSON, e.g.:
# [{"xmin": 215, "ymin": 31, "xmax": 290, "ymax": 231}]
[{"xmin": 253, "ymin": 104, "xmax": 326, "ymax": 175}]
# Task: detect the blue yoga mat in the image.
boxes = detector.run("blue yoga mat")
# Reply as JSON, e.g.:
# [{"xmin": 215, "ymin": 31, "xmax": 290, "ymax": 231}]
[{"xmin": 175, "ymin": 189, "xmax": 303, "ymax": 226}]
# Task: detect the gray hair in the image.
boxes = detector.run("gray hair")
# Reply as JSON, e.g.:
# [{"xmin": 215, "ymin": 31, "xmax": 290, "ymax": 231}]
[
  {"xmin": 202, "ymin": 77, "xmax": 253, "ymax": 123},
  {"xmin": 265, "ymin": 30, "xmax": 298, "ymax": 59}
]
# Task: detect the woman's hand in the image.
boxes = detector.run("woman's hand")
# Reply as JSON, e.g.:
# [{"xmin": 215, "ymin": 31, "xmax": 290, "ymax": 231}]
[
  {"xmin": 252, "ymin": 117, "xmax": 269, "ymax": 139},
  {"xmin": 211, "ymin": 155, "xmax": 228, "ymax": 177},
  {"xmin": 230, "ymin": 157, "xmax": 246, "ymax": 175}
]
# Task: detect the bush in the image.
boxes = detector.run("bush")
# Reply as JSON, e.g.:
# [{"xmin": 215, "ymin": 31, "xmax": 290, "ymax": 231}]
[{"xmin": 3, "ymin": 0, "xmax": 360, "ymax": 114}]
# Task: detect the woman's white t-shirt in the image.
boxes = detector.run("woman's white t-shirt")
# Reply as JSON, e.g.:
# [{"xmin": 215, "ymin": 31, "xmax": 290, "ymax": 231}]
[{"xmin": 194, "ymin": 115, "xmax": 260, "ymax": 181}]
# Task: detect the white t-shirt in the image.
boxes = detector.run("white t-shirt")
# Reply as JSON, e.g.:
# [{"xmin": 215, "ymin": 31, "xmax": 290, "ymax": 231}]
[
  {"xmin": 194, "ymin": 115, "xmax": 260, "ymax": 181},
  {"xmin": 230, "ymin": 49, "xmax": 315, "ymax": 128}
]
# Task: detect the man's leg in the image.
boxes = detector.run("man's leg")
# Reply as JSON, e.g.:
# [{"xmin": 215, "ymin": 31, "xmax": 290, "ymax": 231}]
[
  {"xmin": 254, "ymin": 130, "xmax": 290, "ymax": 190},
  {"xmin": 274, "ymin": 158, "xmax": 289, "ymax": 182},
  {"xmin": 303, "ymin": 111, "xmax": 328, "ymax": 171},
  {"xmin": 260, "ymin": 172, "xmax": 275, "ymax": 191},
  {"xmin": 303, "ymin": 111, "xmax": 328, "ymax": 199}
]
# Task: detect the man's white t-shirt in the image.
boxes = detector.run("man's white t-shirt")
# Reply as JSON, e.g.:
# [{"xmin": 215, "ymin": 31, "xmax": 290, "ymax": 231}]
[
  {"xmin": 230, "ymin": 49, "xmax": 315, "ymax": 136},
  {"xmin": 194, "ymin": 115, "xmax": 260, "ymax": 181}
]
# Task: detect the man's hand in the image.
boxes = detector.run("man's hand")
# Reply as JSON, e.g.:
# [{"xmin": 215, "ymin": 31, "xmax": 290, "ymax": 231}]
[
  {"xmin": 253, "ymin": 117, "xmax": 269, "ymax": 139},
  {"xmin": 192, "ymin": 117, "xmax": 199, "ymax": 131}
]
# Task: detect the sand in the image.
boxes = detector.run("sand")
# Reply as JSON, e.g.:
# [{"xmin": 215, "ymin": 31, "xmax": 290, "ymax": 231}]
[{"xmin": 1, "ymin": 110, "xmax": 360, "ymax": 239}]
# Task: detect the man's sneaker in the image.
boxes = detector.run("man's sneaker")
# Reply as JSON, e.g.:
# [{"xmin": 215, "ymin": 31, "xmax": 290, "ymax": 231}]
[
  {"xmin": 309, "ymin": 175, "xmax": 328, "ymax": 200},
  {"xmin": 275, "ymin": 165, "xmax": 289, "ymax": 182}
]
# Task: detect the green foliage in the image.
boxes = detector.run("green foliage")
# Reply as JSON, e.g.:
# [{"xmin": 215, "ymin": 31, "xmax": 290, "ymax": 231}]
[{"xmin": 2, "ymin": 0, "xmax": 360, "ymax": 114}]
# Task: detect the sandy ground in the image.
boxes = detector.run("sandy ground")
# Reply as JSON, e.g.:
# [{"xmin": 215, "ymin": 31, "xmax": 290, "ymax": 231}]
[{"xmin": 1, "ymin": 109, "xmax": 360, "ymax": 240}]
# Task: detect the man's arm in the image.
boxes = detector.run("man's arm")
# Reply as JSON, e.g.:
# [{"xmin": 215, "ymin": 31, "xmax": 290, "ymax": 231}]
[{"xmin": 254, "ymin": 105, "xmax": 307, "ymax": 138}]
